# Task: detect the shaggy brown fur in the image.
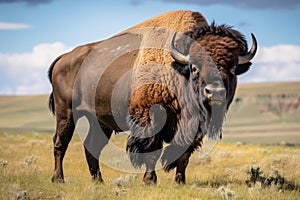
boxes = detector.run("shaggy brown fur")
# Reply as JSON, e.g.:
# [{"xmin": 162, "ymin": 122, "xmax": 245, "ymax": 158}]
[
  {"xmin": 121, "ymin": 10, "xmax": 209, "ymax": 68},
  {"xmin": 124, "ymin": 10, "xmax": 208, "ymax": 33},
  {"xmin": 186, "ymin": 23, "xmax": 248, "ymax": 70}
]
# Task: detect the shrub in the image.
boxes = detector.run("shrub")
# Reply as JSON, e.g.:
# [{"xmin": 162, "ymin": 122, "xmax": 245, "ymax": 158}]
[{"xmin": 245, "ymin": 167, "xmax": 297, "ymax": 191}]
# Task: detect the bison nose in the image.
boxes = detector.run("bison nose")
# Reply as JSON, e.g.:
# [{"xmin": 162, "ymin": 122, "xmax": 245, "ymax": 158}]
[{"xmin": 204, "ymin": 84, "xmax": 226, "ymax": 105}]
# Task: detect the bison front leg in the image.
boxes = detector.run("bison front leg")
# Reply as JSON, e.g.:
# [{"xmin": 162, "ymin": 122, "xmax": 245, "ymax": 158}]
[
  {"xmin": 175, "ymin": 151, "xmax": 192, "ymax": 184},
  {"xmin": 143, "ymin": 145, "xmax": 162, "ymax": 185},
  {"xmin": 52, "ymin": 108, "xmax": 75, "ymax": 183},
  {"xmin": 127, "ymin": 136, "xmax": 162, "ymax": 185},
  {"xmin": 161, "ymin": 145, "xmax": 192, "ymax": 184},
  {"xmin": 83, "ymin": 115, "xmax": 112, "ymax": 183}
]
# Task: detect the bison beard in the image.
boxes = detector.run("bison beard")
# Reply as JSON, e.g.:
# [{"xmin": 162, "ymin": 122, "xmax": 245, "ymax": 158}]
[{"xmin": 207, "ymin": 104, "xmax": 226, "ymax": 140}]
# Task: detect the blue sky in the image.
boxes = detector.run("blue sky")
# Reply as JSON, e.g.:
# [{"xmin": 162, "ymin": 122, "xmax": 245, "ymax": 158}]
[{"xmin": 0, "ymin": 0, "xmax": 300, "ymax": 94}]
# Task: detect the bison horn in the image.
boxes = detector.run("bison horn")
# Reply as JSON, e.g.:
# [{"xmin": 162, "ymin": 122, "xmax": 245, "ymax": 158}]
[
  {"xmin": 238, "ymin": 33, "xmax": 257, "ymax": 65},
  {"xmin": 169, "ymin": 32, "xmax": 190, "ymax": 64}
]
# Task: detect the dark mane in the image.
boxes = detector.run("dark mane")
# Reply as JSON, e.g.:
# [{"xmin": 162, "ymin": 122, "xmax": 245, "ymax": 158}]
[{"xmin": 185, "ymin": 22, "xmax": 248, "ymax": 55}]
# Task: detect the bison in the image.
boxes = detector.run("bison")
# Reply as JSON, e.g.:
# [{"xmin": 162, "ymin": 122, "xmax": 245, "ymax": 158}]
[{"xmin": 48, "ymin": 10, "xmax": 257, "ymax": 184}]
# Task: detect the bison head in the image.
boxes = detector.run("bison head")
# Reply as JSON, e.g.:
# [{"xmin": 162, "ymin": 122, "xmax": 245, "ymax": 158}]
[{"xmin": 169, "ymin": 24, "xmax": 257, "ymax": 139}]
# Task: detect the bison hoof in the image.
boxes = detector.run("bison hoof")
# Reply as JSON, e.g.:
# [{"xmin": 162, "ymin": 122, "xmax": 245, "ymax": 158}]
[
  {"xmin": 175, "ymin": 173, "xmax": 185, "ymax": 184},
  {"xmin": 92, "ymin": 176, "xmax": 104, "ymax": 183},
  {"xmin": 143, "ymin": 171, "xmax": 157, "ymax": 185},
  {"xmin": 51, "ymin": 175, "xmax": 65, "ymax": 183},
  {"xmin": 92, "ymin": 171, "xmax": 104, "ymax": 183}
]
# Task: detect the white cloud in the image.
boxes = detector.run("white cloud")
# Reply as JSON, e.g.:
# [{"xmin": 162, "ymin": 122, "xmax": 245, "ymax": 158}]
[
  {"xmin": 239, "ymin": 44, "xmax": 300, "ymax": 83},
  {"xmin": 0, "ymin": 42, "xmax": 299, "ymax": 95},
  {"xmin": 0, "ymin": 42, "xmax": 71, "ymax": 95},
  {"xmin": 0, "ymin": 22, "xmax": 30, "ymax": 30}
]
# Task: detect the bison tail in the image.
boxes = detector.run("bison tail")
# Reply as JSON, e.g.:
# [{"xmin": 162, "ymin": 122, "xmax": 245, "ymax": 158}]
[
  {"xmin": 48, "ymin": 92, "xmax": 55, "ymax": 115},
  {"xmin": 48, "ymin": 55, "xmax": 62, "ymax": 84},
  {"xmin": 47, "ymin": 55, "xmax": 62, "ymax": 116}
]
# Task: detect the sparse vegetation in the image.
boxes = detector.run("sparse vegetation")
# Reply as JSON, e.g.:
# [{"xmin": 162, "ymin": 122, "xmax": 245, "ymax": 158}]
[
  {"xmin": 0, "ymin": 133, "xmax": 299, "ymax": 199},
  {"xmin": 246, "ymin": 167, "xmax": 297, "ymax": 191}
]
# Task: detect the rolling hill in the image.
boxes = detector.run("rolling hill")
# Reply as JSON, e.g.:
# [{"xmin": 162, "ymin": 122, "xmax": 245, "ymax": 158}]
[{"xmin": 0, "ymin": 81, "xmax": 299, "ymax": 144}]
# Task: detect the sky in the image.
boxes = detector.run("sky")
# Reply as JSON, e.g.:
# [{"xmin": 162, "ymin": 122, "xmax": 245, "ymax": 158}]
[{"xmin": 0, "ymin": 0, "xmax": 300, "ymax": 95}]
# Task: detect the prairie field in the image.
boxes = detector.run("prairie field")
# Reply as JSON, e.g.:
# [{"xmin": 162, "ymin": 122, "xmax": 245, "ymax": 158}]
[
  {"xmin": 0, "ymin": 133, "xmax": 299, "ymax": 200},
  {"xmin": 0, "ymin": 82, "xmax": 300, "ymax": 199}
]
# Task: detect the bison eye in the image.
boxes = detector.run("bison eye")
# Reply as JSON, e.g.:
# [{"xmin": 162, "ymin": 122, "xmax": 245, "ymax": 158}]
[
  {"xmin": 192, "ymin": 65, "xmax": 197, "ymax": 73},
  {"xmin": 191, "ymin": 65, "xmax": 198, "ymax": 75},
  {"xmin": 190, "ymin": 64, "xmax": 200, "ymax": 81}
]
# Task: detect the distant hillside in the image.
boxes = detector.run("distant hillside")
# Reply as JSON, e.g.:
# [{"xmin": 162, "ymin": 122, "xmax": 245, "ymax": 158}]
[
  {"xmin": 0, "ymin": 95, "xmax": 55, "ymax": 133},
  {"xmin": 221, "ymin": 81, "xmax": 300, "ymax": 144},
  {"xmin": 224, "ymin": 81, "xmax": 300, "ymax": 133},
  {"xmin": 0, "ymin": 82, "xmax": 299, "ymax": 144}
]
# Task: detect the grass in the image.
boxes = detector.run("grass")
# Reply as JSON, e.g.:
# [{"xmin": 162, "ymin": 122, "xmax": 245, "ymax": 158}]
[{"xmin": 1, "ymin": 133, "xmax": 299, "ymax": 199}]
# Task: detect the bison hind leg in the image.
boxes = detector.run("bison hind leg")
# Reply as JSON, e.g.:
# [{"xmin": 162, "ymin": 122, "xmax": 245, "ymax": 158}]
[
  {"xmin": 52, "ymin": 109, "xmax": 75, "ymax": 183},
  {"xmin": 84, "ymin": 148, "xmax": 103, "ymax": 183},
  {"xmin": 83, "ymin": 114, "xmax": 112, "ymax": 183}
]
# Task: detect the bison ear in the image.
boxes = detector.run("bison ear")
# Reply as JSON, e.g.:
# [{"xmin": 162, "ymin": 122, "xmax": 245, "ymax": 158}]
[
  {"xmin": 171, "ymin": 61, "xmax": 190, "ymax": 80},
  {"xmin": 235, "ymin": 62, "xmax": 252, "ymax": 76}
]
